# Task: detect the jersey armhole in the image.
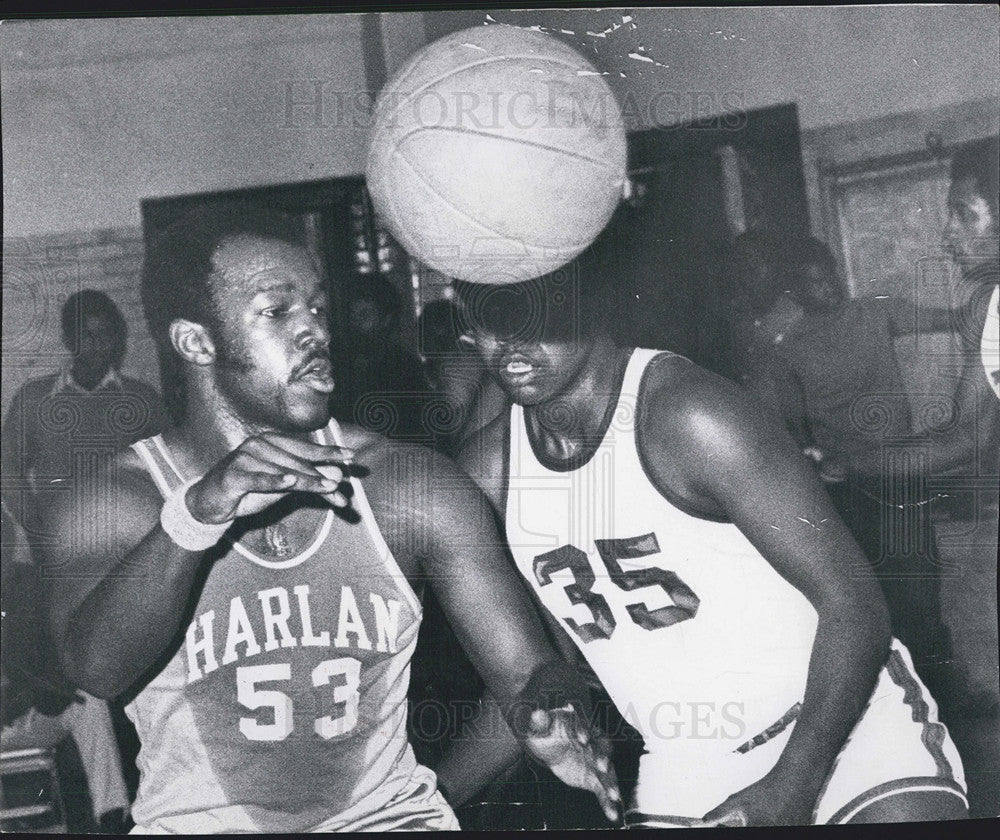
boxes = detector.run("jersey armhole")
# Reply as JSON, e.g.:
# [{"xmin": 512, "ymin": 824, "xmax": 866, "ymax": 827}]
[
  {"xmin": 634, "ymin": 354, "xmax": 732, "ymax": 525},
  {"xmin": 324, "ymin": 419, "xmax": 423, "ymax": 619}
]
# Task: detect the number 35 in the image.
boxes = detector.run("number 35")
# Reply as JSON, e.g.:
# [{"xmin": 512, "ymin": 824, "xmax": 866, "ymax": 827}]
[
  {"xmin": 236, "ymin": 657, "xmax": 361, "ymax": 741},
  {"xmin": 533, "ymin": 533, "xmax": 699, "ymax": 643}
]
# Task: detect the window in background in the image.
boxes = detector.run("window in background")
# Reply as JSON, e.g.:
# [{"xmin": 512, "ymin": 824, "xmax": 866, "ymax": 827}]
[
  {"xmin": 830, "ymin": 155, "xmax": 953, "ymax": 305},
  {"xmin": 821, "ymin": 151, "xmax": 962, "ymax": 429}
]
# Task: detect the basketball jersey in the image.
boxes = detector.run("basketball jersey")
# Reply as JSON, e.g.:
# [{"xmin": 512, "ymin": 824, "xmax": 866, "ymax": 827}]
[
  {"xmin": 982, "ymin": 284, "xmax": 1000, "ymax": 399},
  {"xmin": 126, "ymin": 420, "xmax": 423, "ymax": 833},
  {"xmin": 503, "ymin": 349, "xmax": 819, "ymax": 765}
]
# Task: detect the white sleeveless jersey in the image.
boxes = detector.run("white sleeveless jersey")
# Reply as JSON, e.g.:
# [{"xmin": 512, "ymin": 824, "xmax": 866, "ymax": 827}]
[
  {"xmin": 504, "ymin": 349, "xmax": 819, "ymax": 763},
  {"xmin": 982, "ymin": 284, "xmax": 999, "ymax": 399}
]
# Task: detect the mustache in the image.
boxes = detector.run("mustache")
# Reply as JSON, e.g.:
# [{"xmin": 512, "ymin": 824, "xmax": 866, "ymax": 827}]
[{"xmin": 290, "ymin": 348, "xmax": 332, "ymax": 380}]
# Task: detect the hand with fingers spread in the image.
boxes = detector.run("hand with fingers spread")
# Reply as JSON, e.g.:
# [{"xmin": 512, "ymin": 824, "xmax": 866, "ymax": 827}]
[
  {"xmin": 523, "ymin": 703, "xmax": 622, "ymax": 824},
  {"xmin": 185, "ymin": 432, "xmax": 357, "ymax": 525}
]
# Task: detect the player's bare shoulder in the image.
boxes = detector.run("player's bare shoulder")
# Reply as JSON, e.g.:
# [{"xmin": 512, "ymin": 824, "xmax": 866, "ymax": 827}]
[
  {"xmin": 42, "ymin": 444, "xmax": 164, "ymax": 561},
  {"xmin": 343, "ymin": 423, "xmax": 499, "ymax": 572},
  {"xmin": 340, "ymin": 425, "xmax": 451, "ymax": 530},
  {"xmin": 455, "ymin": 411, "xmax": 509, "ymax": 512},
  {"xmin": 636, "ymin": 352, "xmax": 771, "ymax": 517},
  {"xmin": 337, "ymin": 424, "xmax": 446, "ymax": 506},
  {"xmin": 38, "ymin": 442, "xmax": 168, "ymax": 652},
  {"xmin": 640, "ymin": 352, "xmax": 773, "ymax": 443}
]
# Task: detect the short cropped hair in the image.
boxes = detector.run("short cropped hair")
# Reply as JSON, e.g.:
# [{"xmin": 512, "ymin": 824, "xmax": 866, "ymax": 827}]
[
  {"xmin": 950, "ymin": 137, "xmax": 1000, "ymax": 221},
  {"xmin": 61, "ymin": 289, "xmax": 128, "ymax": 369},
  {"xmin": 415, "ymin": 299, "xmax": 463, "ymax": 356},
  {"xmin": 726, "ymin": 227, "xmax": 790, "ymax": 309},
  {"xmin": 141, "ymin": 203, "xmax": 304, "ymax": 423},
  {"xmin": 452, "ymin": 246, "xmax": 613, "ymax": 341}
]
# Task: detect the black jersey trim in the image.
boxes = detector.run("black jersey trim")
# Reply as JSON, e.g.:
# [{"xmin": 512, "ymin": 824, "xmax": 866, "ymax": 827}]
[
  {"xmin": 525, "ymin": 348, "xmax": 631, "ymax": 474},
  {"xmin": 827, "ymin": 777, "xmax": 967, "ymax": 825}
]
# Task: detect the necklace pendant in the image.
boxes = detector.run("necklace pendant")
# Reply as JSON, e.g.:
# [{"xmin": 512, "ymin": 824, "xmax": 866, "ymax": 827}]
[{"xmin": 265, "ymin": 523, "xmax": 291, "ymax": 558}]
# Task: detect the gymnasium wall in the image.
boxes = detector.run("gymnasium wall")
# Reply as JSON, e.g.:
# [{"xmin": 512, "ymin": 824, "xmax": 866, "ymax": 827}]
[
  {"xmin": 423, "ymin": 7, "xmax": 1000, "ymax": 132},
  {"xmin": 5, "ymin": 9, "xmax": 996, "ymax": 239},
  {"xmin": 1, "ymin": 13, "xmax": 372, "ymax": 416},
  {"xmin": 3, "ymin": 8, "xmax": 998, "ymax": 418},
  {"xmin": 1, "ymin": 14, "xmax": 370, "ymax": 239}
]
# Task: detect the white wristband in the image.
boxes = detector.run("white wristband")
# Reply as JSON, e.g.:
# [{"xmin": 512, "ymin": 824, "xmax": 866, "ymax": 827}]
[{"xmin": 160, "ymin": 477, "xmax": 232, "ymax": 551}]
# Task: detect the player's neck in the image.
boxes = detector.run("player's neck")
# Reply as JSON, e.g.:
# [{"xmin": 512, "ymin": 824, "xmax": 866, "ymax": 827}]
[
  {"xmin": 528, "ymin": 339, "xmax": 629, "ymax": 450},
  {"xmin": 165, "ymin": 390, "xmax": 314, "ymax": 480},
  {"xmin": 69, "ymin": 361, "xmax": 113, "ymax": 391}
]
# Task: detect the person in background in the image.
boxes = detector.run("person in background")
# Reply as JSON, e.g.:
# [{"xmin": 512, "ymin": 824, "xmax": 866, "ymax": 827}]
[
  {"xmin": 928, "ymin": 136, "xmax": 1000, "ymax": 472},
  {"xmin": 742, "ymin": 236, "xmax": 974, "ymax": 716},
  {"xmin": 330, "ymin": 276, "xmax": 429, "ymax": 441},
  {"xmin": 924, "ymin": 136, "xmax": 1000, "ymax": 818},
  {"xmin": 2, "ymin": 289, "xmax": 167, "ymax": 538},
  {"xmin": 724, "ymin": 227, "xmax": 805, "ymax": 386},
  {"xmin": 1, "ymin": 289, "xmax": 166, "ymax": 811},
  {"xmin": 1, "ymin": 501, "xmax": 131, "ymax": 833}
]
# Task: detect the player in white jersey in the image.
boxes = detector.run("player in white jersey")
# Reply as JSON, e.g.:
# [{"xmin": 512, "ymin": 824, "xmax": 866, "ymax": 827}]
[
  {"xmin": 36, "ymin": 206, "xmax": 620, "ymax": 832},
  {"xmin": 440, "ymin": 259, "xmax": 969, "ymax": 826}
]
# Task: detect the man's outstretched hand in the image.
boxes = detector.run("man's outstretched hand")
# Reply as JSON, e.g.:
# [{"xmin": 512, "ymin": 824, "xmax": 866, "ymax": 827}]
[{"xmin": 523, "ymin": 704, "xmax": 622, "ymax": 823}]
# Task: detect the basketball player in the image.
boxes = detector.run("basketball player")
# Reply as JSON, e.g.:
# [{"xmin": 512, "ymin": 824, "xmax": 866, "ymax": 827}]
[
  {"xmin": 933, "ymin": 136, "xmax": 1000, "ymax": 468},
  {"xmin": 443, "ymin": 261, "xmax": 969, "ymax": 826},
  {"xmin": 35, "ymin": 207, "xmax": 619, "ymax": 833}
]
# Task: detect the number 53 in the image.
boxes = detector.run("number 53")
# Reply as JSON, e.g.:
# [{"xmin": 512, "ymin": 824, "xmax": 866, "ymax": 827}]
[
  {"xmin": 236, "ymin": 657, "xmax": 361, "ymax": 741},
  {"xmin": 533, "ymin": 533, "xmax": 699, "ymax": 643}
]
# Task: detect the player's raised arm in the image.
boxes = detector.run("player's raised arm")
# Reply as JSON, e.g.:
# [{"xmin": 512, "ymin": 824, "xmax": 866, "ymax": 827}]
[
  {"xmin": 432, "ymin": 418, "xmax": 600, "ymax": 809},
  {"xmin": 39, "ymin": 434, "xmax": 354, "ymax": 700},
  {"xmin": 640, "ymin": 357, "xmax": 892, "ymax": 826},
  {"xmin": 411, "ymin": 448, "xmax": 621, "ymax": 822}
]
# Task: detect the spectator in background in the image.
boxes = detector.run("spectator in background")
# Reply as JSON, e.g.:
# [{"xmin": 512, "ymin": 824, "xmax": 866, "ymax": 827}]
[
  {"xmin": 415, "ymin": 298, "xmax": 507, "ymax": 456},
  {"xmin": 743, "ymin": 236, "xmax": 962, "ymax": 706},
  {"xmin": 927, "ymin": 135, "xmax": 1000, "ymax": 819},
  {"xmin": 927, "ymin": 136, "xmax": 1000, "ymax": 475},
  {"xmin": 330, "ymin": 276, "xmax": 429, "ymax": 440},
  {"xmin": 2, "ymin": 289, "xmax": 167, "ymax": 539},
  {"xmin": 931, "ymin": 137, "xmax": 1000, "ymax": 817},
  {"xmin": 724, "ymin": 227, "xmax": 805, "ymax": 386},
  {"xmin": 1, "ymin": 289, "xmax": 164, "ymax": 817}
]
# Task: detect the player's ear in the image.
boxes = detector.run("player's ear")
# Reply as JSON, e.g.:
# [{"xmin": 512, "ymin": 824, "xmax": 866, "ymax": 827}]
[{"xmin": 169, "ymin": 319, "xmax": 216, "ymax": 366}]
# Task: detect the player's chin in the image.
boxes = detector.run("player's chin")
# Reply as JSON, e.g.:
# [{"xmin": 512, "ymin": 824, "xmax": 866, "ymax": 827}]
[
  {"xmin": 501, "ymin": 379, "xmax": 552, "ymax": 406},
  {"xmin": 283, "ymin": 399, "xmax": 331, "ymax": 432}
]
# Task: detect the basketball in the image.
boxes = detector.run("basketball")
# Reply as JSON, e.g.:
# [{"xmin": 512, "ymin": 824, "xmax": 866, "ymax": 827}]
[{"xmin": 365, "ymin": 26, "xmax": 627, "ymax": 285}]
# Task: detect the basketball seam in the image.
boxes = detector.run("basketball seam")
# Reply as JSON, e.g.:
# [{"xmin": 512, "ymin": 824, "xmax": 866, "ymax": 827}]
[
  {"xmin": 393, "ymin": 123, "xmax": 624, "ymax": 173},
  {"xmin": 378, "ymin": 53, "xmax": 612, "ymax": 129},
  {"xmin": 389, "ymin": 146, "xmax": 597, "ymax": 253},
  {"xmin": 390, "ymin": 146, "xmax": 528, "ymax": 241}
]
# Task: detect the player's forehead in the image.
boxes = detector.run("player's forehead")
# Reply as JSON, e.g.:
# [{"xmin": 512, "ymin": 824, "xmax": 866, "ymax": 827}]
[{"xmin": 210, "ymin": 234, "xmax": 321, "ymax": 295}]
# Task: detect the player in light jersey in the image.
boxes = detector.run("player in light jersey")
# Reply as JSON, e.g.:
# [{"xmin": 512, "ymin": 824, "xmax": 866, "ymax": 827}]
[
  {"xmin": 36, "ymin": 207, "xmax": 620, "ymax": 833},
  {"xmin": 444, "ymin": 261, "xmax": 969, "ymax": 826},
  {"xmin": 932, "ymin": 136, "xmax": 1000, "ymax": 469}
]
